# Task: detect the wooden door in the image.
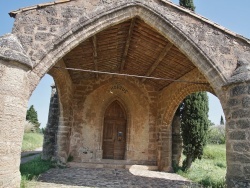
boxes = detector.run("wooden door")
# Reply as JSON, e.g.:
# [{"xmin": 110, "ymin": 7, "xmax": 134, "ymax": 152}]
[{"xmin": 103, "ymin": 101, "xmax": 127, "ymax": 160}]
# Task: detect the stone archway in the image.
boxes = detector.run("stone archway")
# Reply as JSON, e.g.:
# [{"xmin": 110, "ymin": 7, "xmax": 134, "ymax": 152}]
[
  {"xmin": 156, "ymin": 69, "xmax": 214, "ymax": 171},
  {"xmin": 0, "ymin": 0, "xmax": 250, "ymax": 187}
]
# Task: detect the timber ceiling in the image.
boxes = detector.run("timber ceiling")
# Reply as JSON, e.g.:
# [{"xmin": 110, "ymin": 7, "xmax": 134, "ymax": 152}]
[{"xmin": 62, "ymin": 17, "xmax": 197, "ymax": 90}]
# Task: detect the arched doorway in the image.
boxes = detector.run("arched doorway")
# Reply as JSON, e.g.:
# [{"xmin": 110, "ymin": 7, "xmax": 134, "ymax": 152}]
[{"xmin": 103, "ymin": 100, "xmax": 127, "ymax": 160}]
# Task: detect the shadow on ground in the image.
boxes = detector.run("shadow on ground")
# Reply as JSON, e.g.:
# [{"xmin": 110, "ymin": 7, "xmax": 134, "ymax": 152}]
[{"xmin": 35, "ymin": 167, "xmax": 200, "ymax": 188}]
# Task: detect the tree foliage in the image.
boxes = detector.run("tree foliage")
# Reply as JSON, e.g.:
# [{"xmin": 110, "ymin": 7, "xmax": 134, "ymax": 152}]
[
  {"xmin": 207, "ymin": 125, "xmax": 225, "ymax": 144},
  {"xmin": 180, "ymin": 92, "xmax": 209, "ymax": 170},
  {"xmin": 220, "ymin": 115, "xmax": 224, "ymax": 125},
  {"xmin": 26, "ymin": 105, "xmax": 40, "ymax": 129},
  {"xmin": 179, "ymin": 0, "xmax": 195, "ymax": 11}
]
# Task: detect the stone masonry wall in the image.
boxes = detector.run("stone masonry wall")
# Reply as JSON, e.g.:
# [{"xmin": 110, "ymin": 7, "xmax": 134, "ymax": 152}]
[
  {"xmin": 172, "ymin": 113, "xmax": 182, "ymax": 166},
  {"xmin": 0, "ymin": 60, "xmax": 30, "ymax": 187},
  {"xmin": 42, "ymin": 84, "xmax": 59, "ymax": 160},
  {"xmin": 225, "ymin": 81, "xmax": 250, "ymax": 187},
  {"xmin": 68, "ymin": 76, "xmax": 158, "ymax": 165},
  {"xmin": 9, "ymin": 0, "xmax": 250, "ymax": 95},
  {"xmin": 49, "ymin": 59, "xmax": 74, "ymax": 163}
]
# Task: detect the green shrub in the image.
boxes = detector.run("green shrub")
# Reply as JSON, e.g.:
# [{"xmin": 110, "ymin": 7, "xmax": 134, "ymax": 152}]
[
  {"xmin": 176, "ymin": 144, "xmax": 226, "ymax": 188},
  {"xmin": 20, "ymin": 156, "xmax": 54, "ymax": 187},
  {"xmin": 24, "ymin": 121, "xmax": 36, "ymax": 133},
  {"xmin": 22, "ymin": 133, "xmax": 43, "ymax": 151},
  {"xmin": 207, "ymin": 126, "xmax": 225, "ymax": 144}
]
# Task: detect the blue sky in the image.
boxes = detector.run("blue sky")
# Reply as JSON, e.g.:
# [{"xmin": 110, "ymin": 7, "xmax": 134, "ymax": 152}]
[{"xmin": 1, "ymin": 0, "xmax": 250, "ymax": 127}]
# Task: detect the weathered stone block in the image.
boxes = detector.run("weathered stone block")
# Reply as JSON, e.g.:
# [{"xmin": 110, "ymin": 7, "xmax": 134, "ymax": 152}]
[
  {"xmin": 35, "ymin": 32, "xmax": 51, "ymax": 41},
  {"xmin": 232, "ymin": 109, "xmax": 250, "ymax": 119},
  {"xmin": 229, "ymin": 131, "xmax": 246, "ymax": 140},
  {"xmin": 38, "ymin": 7, "xmax": 57, "ymax": 16},
  {"xmin": 235, "ymin": 119, "xmax": 250, "ymax": 129},
  {"xmin": 227, "ymin": 164, "xmax": 243, "ymax": 178},
  {"xmin": 227, "ymin": 98, "xmax": 240, "ymax": 107},
  {"xmin": 227, "ymin": 178, "xmax": 250, "ymax": 188},
  {"xmin": 227, "ymin": 121, "xmax": 235, "ymax": 129},
  {"xmin": 230, "ymin": 85, "xmax": 248, "ymax": 97},
  {"xmin": 242, "ymin": 96, "xmax": 250, "ymax": 108},
  {"xmin": 61, "ymin": 7, "xmax": 85, "ymax": 18},
  {"xmin": 244, "ymin": 166, "xmax": 250, "ymax": 176},
  {"xmin": 46, "ymin": 17, "xmax": 61, "ymax": 25},
  {"xmin": 227, "ymin": 152, "xmax": 250, "ymax": 163},
  {"xmin": 233, "ymin": 142, "xmax": 249, "ymax": 152}
]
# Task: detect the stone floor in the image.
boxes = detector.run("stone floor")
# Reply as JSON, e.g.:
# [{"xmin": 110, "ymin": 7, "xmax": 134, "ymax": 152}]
[{"xmin": 26, "ymin": 166, "xmax": 200, "ymax": 188}]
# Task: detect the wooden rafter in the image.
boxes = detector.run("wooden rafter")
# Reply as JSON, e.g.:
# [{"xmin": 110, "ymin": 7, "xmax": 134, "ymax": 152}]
[
  {"xmin": 92, "ymin": 35, "xmax": 98, "ymax": 78},
  {"xmin": 142, "ymin": 42, "xmax": 173, "ymax": 82},
  {"xmin": 120, "ymin": 18, "xmax": 136, "ymax": 72},
  {"xmin": 158, "ymin": 67, "xmax": 198, "ymax": 91}
]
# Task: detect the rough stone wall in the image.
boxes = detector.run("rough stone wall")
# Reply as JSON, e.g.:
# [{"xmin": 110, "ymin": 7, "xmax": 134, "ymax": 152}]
[
  {"xmin": 221, "ymin": 59, "xmax": 250, "ymax": 187},
  {"xmin": 68, "ymin": 76, "xmax": 158, "ymax": 165},
  {"xmin": 49, "ymin": 59, "xmax": 74, "ymax": 163},
  {"xmin": 0, "ymin": 60, "xmax": 30, "ymax": 187},
  {"xmin": 42, "ymin": 85, "xmax": 59, "ymax": 160},
  {"xmin": 225, "ymin": 82, "xmax": 250, "ymax": 187},
  {"xmin": 172, "ymin": 113, "xmax": 182, "ymax": 166}
]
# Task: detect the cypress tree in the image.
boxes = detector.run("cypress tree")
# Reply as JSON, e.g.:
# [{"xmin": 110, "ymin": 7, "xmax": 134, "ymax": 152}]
[
  {"xmin": 180, "ymin": 92, "xmax": 209, "ymax": 170},
  {"xmin": 26, "ymin": 105, "xmax": 40, "ymax": 129},
  {"xmin": 220, "ymin": 115, "xmax": 224, "ymax": 125},
  {"xmin": 179, "ymin": 0, "xmax": 195, "ymax": 11}
]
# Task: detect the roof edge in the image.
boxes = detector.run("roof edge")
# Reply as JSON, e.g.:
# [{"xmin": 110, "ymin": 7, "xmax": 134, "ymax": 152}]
[
  {"xmin": 160, "ymin": 0, "xmax": 250, "ymax": 45},
  {"xmin": 9, "ymin": 0, "xmax": 72, "ymax": 18},
  {"xmin": 8, "ymin": 0, "xmax": 250, "ymax": 45}
]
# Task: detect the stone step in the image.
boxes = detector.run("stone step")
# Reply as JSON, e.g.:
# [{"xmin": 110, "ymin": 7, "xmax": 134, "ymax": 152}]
[
  {"xmin": 67, "ymin": 162, "xmax": 158, "ymax": 171},
  {"xmin": 68, "ymin": 162, "xmax": 125, "ymax": 169}
]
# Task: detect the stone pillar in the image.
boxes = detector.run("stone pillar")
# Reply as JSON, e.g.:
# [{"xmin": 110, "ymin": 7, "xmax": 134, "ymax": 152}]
[
  {"xmin": 0, "ymin": 34, "xmax": 32, "ymax": 187},
  {"xmin": 42, "ymin": 84, "xmax": 59, "ymax": 160},
  {"xmin": 224, "ymin": 59, "xmax": 250, "ymax": 187},
  {"xmin": 172, "ymin": 114, "xmax": 182, "ymax": 166},
  {"xmin": 158, "ymin": 124, "xmax": 172, "ymax": 172}
]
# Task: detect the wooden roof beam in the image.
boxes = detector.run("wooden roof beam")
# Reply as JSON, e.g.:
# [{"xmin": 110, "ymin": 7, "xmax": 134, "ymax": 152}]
[
  {"xmin": 142, "ymin": 42, "xmax": 173, "ymax": 82},
  {"xmin": 92, "ymin": 35, "xmax": 98, "ymax": 78},
  {"xmin": 120, "ymin": 18, "xmax": 136, "ymax": 72}
]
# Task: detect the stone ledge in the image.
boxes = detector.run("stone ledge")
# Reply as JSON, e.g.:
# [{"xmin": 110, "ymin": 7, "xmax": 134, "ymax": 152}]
[
  {"xmin": 224, "ymin": 58, "xmax": 250, "ymax": 87},
  {"xmin": 0, "ymin": 33, "xmax": 32, "ymax": 68}
]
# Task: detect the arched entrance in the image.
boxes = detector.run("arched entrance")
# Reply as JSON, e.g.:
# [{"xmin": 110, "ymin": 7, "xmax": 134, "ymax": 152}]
[{"xmin": 103, "ymin": 100, "xmax": 127, "ymax": 160}]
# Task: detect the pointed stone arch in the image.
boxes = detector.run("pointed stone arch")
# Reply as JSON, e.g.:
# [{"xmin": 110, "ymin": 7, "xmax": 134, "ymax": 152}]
[{"xmin": 18, "ymin": 2, "xmax": 230, "ymax": 96}]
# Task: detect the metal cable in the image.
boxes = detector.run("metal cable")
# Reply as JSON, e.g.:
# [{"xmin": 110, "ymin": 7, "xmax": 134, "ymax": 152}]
[{"xmin": 53, "ymin": 66, "xmax": 209, "ymax": 85}]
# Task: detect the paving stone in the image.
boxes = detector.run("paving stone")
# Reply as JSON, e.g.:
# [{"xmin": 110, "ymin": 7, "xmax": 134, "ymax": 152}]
[{"xmin": 25, "ymin": 167, "xmax": 200, "ymax": 188}]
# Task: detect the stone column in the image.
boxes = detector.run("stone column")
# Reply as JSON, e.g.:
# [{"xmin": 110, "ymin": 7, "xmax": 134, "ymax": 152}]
[
  {"xmin": 0, "ymin": 34, "xmax": 32, "ymax": 187},
  {"xmin": 158, "ymin": 124, "xmax": 172, "ymax": 172},
  {"xmin": 42, "ymin": 84, "xmax": 59, "ymax": 160},
  {"xmin": 224, "ymin": 59, "xmax": 250, "ymax": 187},
  {"xmin": 172, "ymin": 113, "xmax": 182, "ymax": 166}
]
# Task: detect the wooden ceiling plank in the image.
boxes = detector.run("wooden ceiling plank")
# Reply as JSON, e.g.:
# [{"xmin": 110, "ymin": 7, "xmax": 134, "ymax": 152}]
[
  {"xmin": 120, "ymin": 18, "xmax": 136, "ymax": 72},
  {"xmin": 142, "ymin": 42, "xmax": 173, "ymax": 82}
]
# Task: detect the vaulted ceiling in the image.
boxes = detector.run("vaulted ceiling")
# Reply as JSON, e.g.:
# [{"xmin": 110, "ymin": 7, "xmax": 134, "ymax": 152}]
[{"xmin": 62, "ymin": 17, "xmax": 197, "ymax": 90}]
